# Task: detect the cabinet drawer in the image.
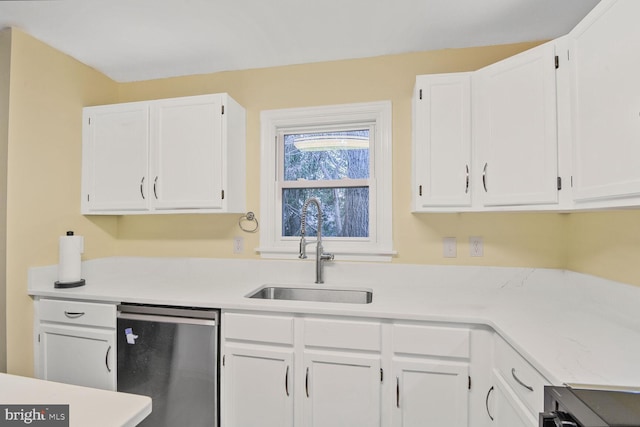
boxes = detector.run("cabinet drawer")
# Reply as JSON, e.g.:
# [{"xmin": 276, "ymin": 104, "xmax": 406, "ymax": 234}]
[
  {"xmin": 304, "ymin": 317, "xmax": 381, "ymax": 351},
  {"xmin": 38, "ymin": 299, "xmax": 116, "ymax": 328},
  {"xmin": 494, "ymin": 335, "xmax": 548, "ymax": 416},
  {"xmin": 393, "ymin": 323, "xmax": 470, "ymax": 358},
  {"xmin": 224, "ymin": 312, "xmax": 294, "ymax": 345}
]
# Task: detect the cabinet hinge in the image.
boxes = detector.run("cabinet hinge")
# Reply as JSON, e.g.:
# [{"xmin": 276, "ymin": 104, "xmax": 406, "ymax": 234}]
[
  {"xmin": 468, "ymin": 376, "xmax": 471, "ymax": 390},
  {"xmin": 222, "ymin": 355, "xmax": 225, "ymax": 366},
  {"xmin": 38, "ymin": 334, "xmax": 40, "ymax": 343},
  {"xmin": 571, "ymin": 176, "xmax": 573, "ymax": 188},
  {"xmin": 221, "ymin": 190, "xmax": 225, "ymax": 200},
  {"xmin": 380, "ymin": 368, "xmax": 384, "ymax": 383},
  {"xmin": 88, "ymin": 117, "xmax": 91, "ymax": 125},
  {"xmin": 418, "ymin": 185, "xmax": 423, "ymax": 197},
  {"xmin": 419, "ymin": 89, "xmax": 423, "ymax": 100},
  {"xmin": 555, "ymin": 55, "xmax": 559, "ymax": 69},
  {"xmin": 221, "ymin": 105, "xmax": 225, "ymax": 115},
  {"xmin": 557, "ymin": 177, "xmax": 562, "ymax": 191},
  {"xmin": 87, "ymin": 194, "xmax": 90, "ymax": 202}
]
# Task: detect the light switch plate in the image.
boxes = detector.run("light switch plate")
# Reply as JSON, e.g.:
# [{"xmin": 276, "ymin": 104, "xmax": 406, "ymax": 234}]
[{"xmin": 443, "ymin": 237, "xmax": 457, "ymax": 258}]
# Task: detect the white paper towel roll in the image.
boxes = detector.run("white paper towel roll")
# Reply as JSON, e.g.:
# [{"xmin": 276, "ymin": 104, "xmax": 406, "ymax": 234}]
[{"xmin": 58, "ymin": 231, "xmax": 84, "ymax": 283}]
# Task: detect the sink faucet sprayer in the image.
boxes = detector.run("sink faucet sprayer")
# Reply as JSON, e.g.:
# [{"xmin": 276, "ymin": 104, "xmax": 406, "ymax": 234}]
[{"xmin": 299, "ymin": 198, "xmax": 334, "ymax": 284}]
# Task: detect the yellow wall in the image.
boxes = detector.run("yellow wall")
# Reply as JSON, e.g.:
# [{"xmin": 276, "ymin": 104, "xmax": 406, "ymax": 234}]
[
  {"xmin": 567, "ymin": 210, "xmax": 640, "ymax": 286},
  {"xmin": 114, "ymin": 42, "xmax": 568, "ymax": 268},
  {"xmin": 0, "ymin": 29, "xmax": 11, "ymax": 372},
  {"xmin": 5, "ymin": 30, "xmax": 640, "ymax": 377},
  {"xmin": 5, "ymin": 29, "xmax": 119, "ymax": 375}
]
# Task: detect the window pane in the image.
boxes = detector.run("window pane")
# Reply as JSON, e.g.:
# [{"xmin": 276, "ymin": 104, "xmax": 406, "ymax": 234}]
[
  {"xmin": 282, "ymin": 187, "xmax": 369, "ymax": 237},
  {"xmin": 283, "ymin": 130, "xmax": 370, "ymax": 181}
]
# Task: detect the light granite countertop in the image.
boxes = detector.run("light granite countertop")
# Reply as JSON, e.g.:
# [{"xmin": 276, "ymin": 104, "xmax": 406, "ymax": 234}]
[{"xmin": 28, "ymin": 257, "xmax": 640, "ymax": 389}]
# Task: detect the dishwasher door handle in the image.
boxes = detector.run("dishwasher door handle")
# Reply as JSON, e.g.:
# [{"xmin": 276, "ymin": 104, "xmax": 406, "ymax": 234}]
[{"xmin": 118, "ymin": 312, "xmax": 216, "ymax": 326}]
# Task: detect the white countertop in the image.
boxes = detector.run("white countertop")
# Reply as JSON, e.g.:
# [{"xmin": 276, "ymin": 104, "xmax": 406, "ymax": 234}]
[
  {"xmin": 0, "ymin": 373, "xmax": 151, "ymax": 427},
  {"xmin": 28, "ymin": 256, "xmax": 640, "ymax": 389}
]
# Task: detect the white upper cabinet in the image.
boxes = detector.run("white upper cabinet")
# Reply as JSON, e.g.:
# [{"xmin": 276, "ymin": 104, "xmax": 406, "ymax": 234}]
[
  {"xmin": 150, "ymin": 96, "xmax": 224, "ymax": 210},
  {"xmin": 82, "ymin": 93, "xmax": 246, "ymax": 214},
  {"xmin": 413, "ymin": 73, "xmax": 472, "ymax": 211},
  {"xmin": 81, "ymin": 102, "xmax": 150, "ymax": 212},
  {"xmin": 570, "ymin": 0, "xmax": 640, "ymax": 206},
  {"xmin": 413, "ymin": 41, "xmax": 565, "ymax": 212},
  {"xmin": 473, "ymin": 41, "xmax": 560, "ymax": 208}
]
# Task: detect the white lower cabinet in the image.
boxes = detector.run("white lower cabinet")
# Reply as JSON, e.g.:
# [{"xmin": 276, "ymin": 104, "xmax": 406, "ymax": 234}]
[
  {"xmin": 221, "ymin": 311, "xmax": 551, "ymax": 427},
  {"xmin": 221, "ymin": 311, "xmax": 295, "ymax": 427},
  {"xmin": 302, "ymin": 316, "xmax": 382, "ymax": 427},
  {"xmin": 35, "ymin": 298, "xmax": 116, "ymax": 391},
  {"xmin": 392, "ymin": 359, "xmax": 469, "ymax": 427},
  {"xmin": 391, "ymin": 322, "xmax": 471, "ymax": 427},
  {"xmin": 487, "ymin": 372, "xmax": 536, "ymax": 427},
  {"xmin": 221, "ymin": 311, "xmax": 382, "ymax": 427},
  {"xmin": 303, "ymin": 351, "xmax": 381, "ymax": 427},
  {"xmin": 222, "ymin": 343, "xmax": 294, "ymax": 427},
  {"xmin": 486, "ymin": 335, "xmax": 550, "ymax": 427},
  {"xmin": 39, "ymin": 324, "xmax": 115, "ymax": 390}
]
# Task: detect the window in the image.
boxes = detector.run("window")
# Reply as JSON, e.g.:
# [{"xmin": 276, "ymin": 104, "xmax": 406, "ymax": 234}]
[
  {"xmin": 259, "ymin": 101, "xmax": 394, "ymax": 261},
  {"xmin": 280, "ymin": 128, "xmax": 371, "ymax": 238}
]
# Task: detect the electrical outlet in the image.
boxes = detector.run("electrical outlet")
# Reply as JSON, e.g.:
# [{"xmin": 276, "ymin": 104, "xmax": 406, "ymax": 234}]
[
  {"xmin": 469, "ymin": 236, "xmax": 483, "ymax": 257},
  {"xmin": 443, "ymin": 237, "xmax": 457, "ymax": 258},
  {"xmin": 233, "ymin": 236, "xmax": 244, "ymax": 254}
]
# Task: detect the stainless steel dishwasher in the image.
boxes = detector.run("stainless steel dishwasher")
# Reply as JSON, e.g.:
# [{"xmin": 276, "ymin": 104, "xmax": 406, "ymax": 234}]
[{"xmin": 117, "ymin": 304, "xmax": 219, "ymax": 427}]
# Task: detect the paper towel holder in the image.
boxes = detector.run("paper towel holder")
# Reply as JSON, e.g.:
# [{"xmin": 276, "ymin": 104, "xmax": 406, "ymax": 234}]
[{"xmin": 54, "ymin": 230, "xmax": 86, "ymax": 288}]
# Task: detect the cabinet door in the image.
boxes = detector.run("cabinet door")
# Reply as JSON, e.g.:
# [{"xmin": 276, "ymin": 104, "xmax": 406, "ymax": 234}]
[
  {"xmin": 150, "ymin": 95, "xmax": 224, "ymax": 210},
  {"xmin": 39, "ymin": 324, "xmax": 115, "ymax": 391},
  {"xmin": 222, "ymin": 344, "xmax": 294, "ymax": 427},
  {"xmin": 392, "ymin": 359, "xmax": 469, "ymax": 427},
  {"xmin": 570, "ymin": 0, "xmax": 640, "ymax": 203},
  {"xmin": 413, "ymin": 73, "xmax": 472, "ymax": 210},
  {"xmin": 474, "ymin": 41, "xmax": 559, "ymax": 207},
  {"xmin": 82, "ymin": 103, "xmax": 149, "ymax": 213},
  {"xmin": 303, "ymin": 351, "xmax": 381, "ymax": 427},
  {"xmin": 487, "ymin": 373, "xmax": 536, "ymax": 427}
]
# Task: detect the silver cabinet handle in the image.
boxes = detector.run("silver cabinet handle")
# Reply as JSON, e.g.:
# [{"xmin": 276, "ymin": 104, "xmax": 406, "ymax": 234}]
[
  {"xmin": 482, "ymin": 163, "xmax": 488, "ymax": 192},
  {"xmin": 465, "ymin": 164, "xmax": 470, "ymax": 194},
  {"xmin": 511, "ymin": 368, "xmax": 533, "ymax": 392},
  {"xmin": 140, "ymin": 177, "xmax": 145, "ymax": 200},
  {"xmin": 285, "ymin": 365, "xmax": 290, "ymax": 397},
  {"xmin": 105, "ymin": 345, "xmax": 112, "ymax": 373},
  {"xmin": 64, "ymin": 311, "xmax": 85, "ymax": 319},
  {"xmin": 305, "ymin": 367, "xmax": 310, "ymax": 398},
  {"xmin": 153, "ymin": 176, "xmax": 158, "ymax": 199},
  {"xmin": 486, "ymin": 386, "xmax": 494, "ymax": 421}
]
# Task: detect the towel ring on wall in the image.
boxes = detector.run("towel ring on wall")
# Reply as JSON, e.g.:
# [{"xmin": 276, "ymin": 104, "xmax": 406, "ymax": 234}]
[{"xmin": 239, "ymin": 212, "xmax": 259, "ymax": 233}]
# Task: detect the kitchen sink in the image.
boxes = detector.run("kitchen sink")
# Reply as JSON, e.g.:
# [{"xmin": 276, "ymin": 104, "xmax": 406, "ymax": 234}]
[{"xmin": 246, "ymin": 285, "xmax": 373, "ymax": 304}]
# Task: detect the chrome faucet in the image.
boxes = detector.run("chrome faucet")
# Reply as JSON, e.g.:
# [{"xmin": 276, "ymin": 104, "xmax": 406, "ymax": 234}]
[{"xmin": 299, "ymin": 198, "xmax": 334, "ymax": 284}]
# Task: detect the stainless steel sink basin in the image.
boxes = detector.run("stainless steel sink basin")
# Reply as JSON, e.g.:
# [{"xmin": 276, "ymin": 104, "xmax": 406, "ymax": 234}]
[{"xmin": 246, "ymin": 285, "xmax": 373, "ymax": 304}]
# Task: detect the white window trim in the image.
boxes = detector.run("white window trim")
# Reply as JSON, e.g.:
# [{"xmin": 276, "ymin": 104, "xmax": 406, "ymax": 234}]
[{"xmin": 258, "ymin": 101, "xmax": 395, "ymax": 262}]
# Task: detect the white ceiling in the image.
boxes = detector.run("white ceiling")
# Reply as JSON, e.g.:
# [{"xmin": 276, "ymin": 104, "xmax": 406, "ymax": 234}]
[{"xmin": 0, "ymin": 0, "xmax": 600, "ymax": 83}]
